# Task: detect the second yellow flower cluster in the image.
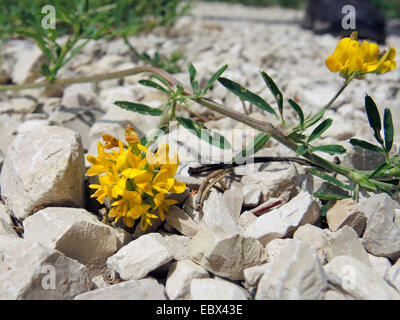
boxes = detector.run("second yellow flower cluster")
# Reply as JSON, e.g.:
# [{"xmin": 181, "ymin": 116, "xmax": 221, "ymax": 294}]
[
  {"xmin": 87, "ymin": 125, "xmax": 186, "ymax": 231},
  {"xmin": 325, "ymin": 33, "xmax": 397, "ymax": 79}
]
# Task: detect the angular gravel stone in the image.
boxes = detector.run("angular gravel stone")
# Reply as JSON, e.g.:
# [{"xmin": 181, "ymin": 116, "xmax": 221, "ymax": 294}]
[
  {"xmin": 23, "ymin": 207, "xmax": 119, "ymax": 277},
  {"xmin": 386, "ymin": 259, "xmax": 400, "ymax": 293},
  {"xmin": 189, "ymin": 229, "xmax": 267, "ymax": 280},
  {"xmin": 255, "ymin": 240, "xmax": 327, "ymax": 300},
  {"xmin": 324, "ymin": 256, "xmax": 400, "ymax": 300},
  {"xmin": 265, "ymin": 238, "xmax": 294, "ymax": 262},
  {"xmin": 107, "ymin": 233, "xmax": 174, "ymax": 280},
  {"xmin": 362, "ymin": 195, "xmax": 400, "ymax": 261},
  {"xmin": 165, "ymin": 206, "xmax": 200, "ymax": 238},
  {"xmin": 75, "ymin": 278, "xmax": 166, "ymax": 300},
  {"xmin": 190, "ymin": 278, "xmax": 249, "ymax": 300},
  {"xmin": 0, "ymin": 217, "xmax": 18, "ymax": 238},
  {"xmin": 244, "ymin": 191, "xmax": 320, "ymax": 246},
  {"xmin": 0, "ymin": 125, "xmax": 85, "ymax": 219},
  {"xmin": 324, "ymin": 226, "xmax": 370, "ymax": 265},
  {"xmin": 161, "ymin": 233, "xmax": 191, "ymax": 261},
  {"xmin": 242, "ymin": 184, "xmax": 262, "ymax": 208},
  {"xmin": 368, "ymin": 254, "xmax": 392, "ymax": 279},
  {"xmin": 326, "ymin": 199, "xmax": 367, "ymax": 236},
  {"xmin": 166, "ymin": 260, "xmax": 209, "ymax": 300},
  {"xmin": 200, "ymin": 189, "xmax": 240, "ymax": 235},
  {"xmin": 0, "ymin": 236, "xmax": 91, "ymax": 299},
  {"xmin": 293, "ymin": 224, "xmax": 328, "ymax": 264}
]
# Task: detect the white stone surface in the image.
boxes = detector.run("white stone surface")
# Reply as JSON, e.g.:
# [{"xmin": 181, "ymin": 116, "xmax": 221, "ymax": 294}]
[
  {"xmin": 190, "ymin": 278, "xmax": 249, "ymax": 300},
  {"xmin": 244, "ymin": 191, "xmax": 320, "ymax": 246},
  {"xmin": 75, "ymin": 278, "xmax": 166, "ymax": 300},
  {"xmin": 189, "ymin": 229, "xmax": 267, "ymax": 280},
  {"xmin": 166, "ymin": 260, "xmax": 209, "ymax": 300},
  {"xmin": 0, "ymin": 236, "xmax": 91, "ymax": 299},
  {"xmin": 107, "ymin": 233, "xmax": 174, "ymax": 280},
  {"xmin": 0, "ymin": 125, "xmax": 85, "ymax": 219},
  {"xmin": 255, "ymin": 240, "xmax": 327, "ymax": 300},
  {"xmin": 23, "ymin": 207, "xmax": 118, "ymax": 277},
  {"xmin": 324, "ymin": 256, "xmax": 400, "ymax": 300}
]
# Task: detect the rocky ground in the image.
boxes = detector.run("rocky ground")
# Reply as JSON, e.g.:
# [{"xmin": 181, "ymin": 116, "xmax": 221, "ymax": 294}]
[{"xmin": 0, "ymin": 2, "xmax": 400, "ymax": 300}]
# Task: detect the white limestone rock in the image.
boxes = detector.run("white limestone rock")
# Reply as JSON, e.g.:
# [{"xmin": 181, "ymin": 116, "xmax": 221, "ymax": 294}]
[
  {"xmin": 244, "ymin": 191, "xmax": 320, "ymax": 246},
  {"xmin": 368, "ymin": 254, "xmax": 392, "ymax": 279},
  {"xmin": 386, "ymin": 259, "xmax": 400, "ymax": 293},
  {"xmin": 189, "ymin": 229, "xmax": 267, "ymax": 280},
  {"xmin": 161, "ymin": 233, "xmax": 191, "ymax": 261},
  {"xmin": 255, "ymin": 240, "xmax": 327, "ymax": 300},
  {"xmin": 326, "ymin": 199, "xmax": 367, "ymax": 237},
  {"xmin": 200, "ymin": 189, "xmax": 240, "ymax": 235},
  {"xmin": 361, "ymin": 194, "xmax": 400, "ymax": 261},
  {"xmin": 165, "ymin": 206, "xmax": 200, "ymax": 238},
  {"xmin": 0, "ymin": 217, "xmax": 18, "ymax": 238},
  {"xmin": 323, "ymin": 256, "xmax": 400, "ymax": 300},
  {"xmin": 107, "ymin": 233, "xmax": 174, "ymax": 280},
  {"xmin": 293, "ymin": 224, "xmax": 328, "ymax": 264},
  {"xmin": 75, "ymin": 278, "xmax": 166, "ymax": 300},
  {"xmin": 190, "ymin": 278, "xmax": 249, "ymax": 300},
  {"xmin": 0, "ymin": 125, "xmax": 85, "ymax": 219},
  {"xmin": 0, "ymin": 236, "xmax": 91, "ymax": 299},
  {"xmin": 166, "ymin": 260, "xmax": 209, "ymax": 300},
  {"xmin": 324, "ymin": 225, "xmax": 370, "ymax": 265},
  {"xmin": 23, "ymin": 207, "xmax": 119, "ymax": 277}
]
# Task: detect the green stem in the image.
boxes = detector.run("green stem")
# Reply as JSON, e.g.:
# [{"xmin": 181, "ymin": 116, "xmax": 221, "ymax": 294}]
[{"xmin": 145, "ymin": 101, "xmax": 171, "ymax": 148}]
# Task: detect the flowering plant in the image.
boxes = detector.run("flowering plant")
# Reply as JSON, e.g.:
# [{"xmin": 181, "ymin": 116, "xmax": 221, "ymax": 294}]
[{"xmin": 87, "ymin": 125, "xmax": 186, "ymax": 230}]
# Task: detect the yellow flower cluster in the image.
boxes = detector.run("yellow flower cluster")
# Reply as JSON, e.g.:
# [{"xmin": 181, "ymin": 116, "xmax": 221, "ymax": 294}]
[
  {"xmin": 87, "ymin": 125, "xmax": 186, "ymax": 231},
  {"xmin": 326, "ymin": 34, "xmax": 397, "ymax": 78}
]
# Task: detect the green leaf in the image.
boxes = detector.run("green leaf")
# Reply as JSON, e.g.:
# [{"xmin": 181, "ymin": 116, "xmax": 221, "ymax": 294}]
[
  {"xmin": 369, "ymin": 161, "xmax": 392, "ymax": 179},
  {"xmin": 202, "ymin": 65, "xmax": 228, "ymax": 95},
  {"xmin": 313, "ymin": 192, "xmax": 350, "ymax": 201},
  {"xmin": 233, "ymin": 133, "xmax": 270, "ymax": 164},
  {"xmin": 384, "ymin": 108, "xmax": 394, "ymax": 153},
  {"xmin": 304, "ymin": 106, "xmax": 327, "ymax": 129},
  {"xmin": 150, "ymin": 73, "xmax": 172, "ymax": 89},
  {"xmin": 139, "ymin": 79, "xmax": 169, "ymax": 94},
  {"xmin": 261, "ymin": 72, "xmax": 283, "ymax": 119},
  {"xmin": 365, "ymin": 95, "xmax": 383, "ymax": 145},
  {"xmin": 114, "ymin": 101, "xmax": 163, "ymax": 116},
  {"xmin": 176, "ymin": 117, "xmax": 231, "ymax": 150},
  {"xmin": 349, "ymin": 139, "xmax": 384, "ymax": 154},
  {"xmin": 287, "ymin": 132, "xmax": 307, "ymax": 143},
  {"xmin": 310, "ymin": 145, "xmax": 347, "ymax": 155},
  {"xmin": 40, "ymin": 63, "xmax": 51, "ymax": 78},
  {"xmin": 309, "ymin": 168, "xmax": 354, "ymax": 192},
  {"xmin": 288, "ymin": 99, "xmax": 304, "ymax": 128},
  {"xmin": 188, "ymin": 63, "xmax": 198, "ymax": 93},
  {"xmin": 358, "ymin": 176, "xmax": 377, "ymax": 191},
  {"xmin": 218, "ymin": 77, "xmax": 277, "ymax": 116},
  {"xmin": 296, "ymin": 144, "xmax": 308, "ymax": 156},
  {"xmin": 307, "ymin": 118, "xmax": 333, "ymax": 143},
  {"xmin": 321, "ymin": 202, "xmax": 330, "ymax": 217}
]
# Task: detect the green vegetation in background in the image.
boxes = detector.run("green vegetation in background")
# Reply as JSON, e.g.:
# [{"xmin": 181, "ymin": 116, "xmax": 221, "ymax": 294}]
[
  {"xmin": 201, "ymin": 0, "xmax": 400, "ymax": 19},
  {"xmin": 0, "ymin": 0, "xmax": 189, "ymax": 80}
]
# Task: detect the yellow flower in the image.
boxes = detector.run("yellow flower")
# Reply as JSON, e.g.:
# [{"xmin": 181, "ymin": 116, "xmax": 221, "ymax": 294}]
[
  {"xmin": 154, "ymin": 193, "xmax": 178, "ymax": 221},
  {"xmin": 87, "ymin": 124, "xmax": 186, "ymax": 231},
  {"xmin": 138, "ymin": 144, "xmax": 171, "ymax": 169},
  {"xmin": 125, "ymin": 124, "xmax": 140, "ymax": 144},
  {"xmin": 325, "ymin": 37, "xmax": 363, "ymax": 77},
  {"xmin": 109, "ymin": 190, "xmax": 142, "ymax": 227},
  {"xmin": 325, "ymin": 34, "xmax": 397, "ymax": 78},
  {"xmin": 87, "ymin": 141, "xmax": 111, "ymax": 176}
]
